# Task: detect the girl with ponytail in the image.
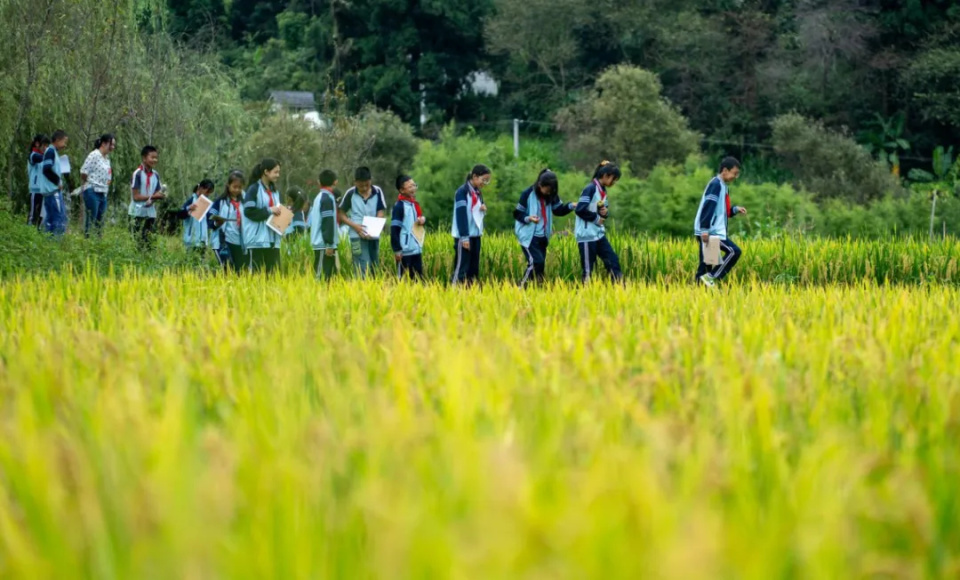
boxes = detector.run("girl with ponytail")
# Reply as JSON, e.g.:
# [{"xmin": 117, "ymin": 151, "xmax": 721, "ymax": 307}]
[
  {"xmin": 512, "ymin": 168, "xmax": 576, "ymax": 286},
  {"xmin": 574, "ymin": 160, "xmax": 624, "ymax": 283},
  {"xmin": 242, "ymin": 158, "xmax": 284, "ymax": 274}
]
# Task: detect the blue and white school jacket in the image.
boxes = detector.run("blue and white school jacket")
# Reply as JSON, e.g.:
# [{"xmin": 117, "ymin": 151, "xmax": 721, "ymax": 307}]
[
  {"xmin": 181, "ymin": 193, "xmax": 209, "ymax": 248},
  {"xmin": 391, "ymin": 199, "xmax": 423, "ymax": 256},
  {"xmin": 308, "ymin": 189, "xmax": 339, "ymax": 251},
  {"xmin": 693, "ymin": 176, "xmax": 741, "ymax": 240},
  {"xmin": 451, "ymin": 181, "xmax": 484, "ymax": 240},
  {"xmin": 514, "ymin": 186, "xmax": 575, "ymax": 248},
  {"xmin": 208, "ymin": 196, "xmax": 244, "ymax": 250},
  {"xmin": 242, "ymin": 181, "xmax": 283, "ymax": 249},
  {"xmin": 37, "ymin": 146, "xmax": 62, "ymax": 196},
  {"xmin": 28, "ymin": 151, "xmax": 44, "ymax": 194},
  {"xmin": 574, "ymin": 180, "xmax": 608, "ymax": 243}
]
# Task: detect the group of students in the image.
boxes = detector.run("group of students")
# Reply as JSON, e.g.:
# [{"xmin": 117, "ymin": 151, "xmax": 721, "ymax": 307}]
[{"xmin": 28, "ymin": 131, "xmax": 748, "ymax": 285}]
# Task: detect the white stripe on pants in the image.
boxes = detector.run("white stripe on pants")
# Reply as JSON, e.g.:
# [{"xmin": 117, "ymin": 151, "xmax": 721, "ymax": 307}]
[
  {"xmin": 519, "ymin": 246, "xmax": 535, "ymax": 288},
  {"xmin": 713, "ymin": 240, "xmax": 736, "ymax": 278},
  {"xmin": 451, "ymin": 242, "xmax": 464, "ymax": 285}
]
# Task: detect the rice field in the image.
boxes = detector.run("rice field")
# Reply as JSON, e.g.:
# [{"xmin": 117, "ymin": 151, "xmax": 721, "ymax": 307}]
[{"xmin": 1, "ymin": 237, "xmax": 959, "ymax": 579}]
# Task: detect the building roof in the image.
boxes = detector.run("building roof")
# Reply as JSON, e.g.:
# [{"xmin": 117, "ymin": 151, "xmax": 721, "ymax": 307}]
[{"xmin": 269, "ymin": 91, "xmax": 316, "ymax": 110}]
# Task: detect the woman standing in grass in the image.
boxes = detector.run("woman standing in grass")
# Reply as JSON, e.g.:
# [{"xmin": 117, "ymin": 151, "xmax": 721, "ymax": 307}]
[
  {"xmin": 242, "ymin": 159, "xmax": 283, "ymax": 274},
  {"xmin": 575, "ymin": 160, "xmax": 623, "ymax": 283},
  {"xmin": 79, "ymin": 134, "xmax": 115, "ymax": 238},
  {"xmin": 451, "ymin": 164, "xmax": 490, "ymax": 286},
  {"xmin": 514, "ymin": 169, "xmax": 576, "ymax": 287}
]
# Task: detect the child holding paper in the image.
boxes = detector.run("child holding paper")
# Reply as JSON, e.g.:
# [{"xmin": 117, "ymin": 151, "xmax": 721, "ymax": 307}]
[
  {"xmin": 694, "ymin": 157, "xmax": 747, "ymax": 287},
  {"xmin": 179, "ymin": 179, "xmax": 215, "ymax": 252},
  {"xmin": 242, "ymin": 158, "xmax": 283, "ymax": 274},
  {"xmin": 338, "ymin": 166, "xmax": 386, "ymax": 278},
  {"xmin": 308, "ymin": 169, "xmax": 340, "ymax": 280},
  {"xmin": 391, "ymin": 175, "xmax": 426, "ymax": 280}
]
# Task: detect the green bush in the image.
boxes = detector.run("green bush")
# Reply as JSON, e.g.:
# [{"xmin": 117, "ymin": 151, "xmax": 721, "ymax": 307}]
[
  {"xmin": 556, "ymin": 65, "xmax": 701, "ymax": 176},
  {"xmin": 771, "ymin": 113, "xmax": 903, "ymax": 204}
]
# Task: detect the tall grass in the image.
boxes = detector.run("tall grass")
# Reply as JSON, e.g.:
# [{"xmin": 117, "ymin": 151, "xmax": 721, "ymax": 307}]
[
  {"xmin": 281, "ymin": 232, "xmax": 960, "ymax": 285},
  {"xmin": 0, "ymin": 272, "xmax": 959, "ymax": 578}
]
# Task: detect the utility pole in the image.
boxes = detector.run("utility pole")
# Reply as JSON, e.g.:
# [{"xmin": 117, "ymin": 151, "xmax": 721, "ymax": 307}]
[{"xmin": 513, "ymin": 119, "xmax": 520, "ymax": 159}]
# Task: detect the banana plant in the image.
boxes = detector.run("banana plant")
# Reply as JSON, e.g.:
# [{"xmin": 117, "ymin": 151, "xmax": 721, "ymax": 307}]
[{"xmin": 860, "ymin": 113, "xmax": 911, "ymax": 176}]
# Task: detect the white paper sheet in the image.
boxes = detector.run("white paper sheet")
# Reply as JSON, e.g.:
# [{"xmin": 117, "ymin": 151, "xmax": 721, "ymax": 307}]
[
  {"xmin": 471, "ymin": 202, "xmax": 485, "ymax": 232},
  {"xmin": 59, "ymin": 155, "xmax": 71, "ymax": 175},
  {"xmin": 361, "ymin": 216, "xmax": 386, "ymax": 238}
]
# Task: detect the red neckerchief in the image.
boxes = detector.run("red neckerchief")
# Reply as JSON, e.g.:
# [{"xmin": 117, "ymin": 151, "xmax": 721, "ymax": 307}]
[
  {"xmin": 262, "ymin": 182, "xmax": 275, "ymax": 207},
  {"xmin": 537, "ymin": 194, "xmax": 548, "ymax": 228},
  {"xmin": 229, "ymin": 197, "xmax": 242, "ymax": 229},
  {"xmin": 398, "ymin": 194, "xmax": 422, "ymax": 218},
  {"xmin": 724, "ymin": 184, "xmax": 732, "ymax": 216},
  {"xmin": 31, "ymin": 147, "xmax": 43, "ymax": 156},
  {"xmin": 139, "ymin": 165, "xmax": 153, "ymax": 192},
  {"xmin": 593, "ymin": 179, "xmax": 606, "ymax": 203},
  {"xmin": 468, "ymin": 183, "xmax": 480, "ymax": 209}
]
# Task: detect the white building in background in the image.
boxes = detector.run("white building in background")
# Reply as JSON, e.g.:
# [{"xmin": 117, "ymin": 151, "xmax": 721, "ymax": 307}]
[
  {"xmin": 269, "ymin": 90, "xmax": 330, "ymax": 129},
  {"xmin": 467, "ymin": 71, "xmax": 499, "ymax": 97}
]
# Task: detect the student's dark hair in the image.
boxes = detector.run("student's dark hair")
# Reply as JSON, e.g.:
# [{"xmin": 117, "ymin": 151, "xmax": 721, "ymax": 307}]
[
  {"xmin": 466, "ymin": 164, "xmax": 491, "ymax": 182},
  {"xmin": 396, "ymin": 174, "xmax": 413, "ymax": 191},
  {"xmin": 193, "ymin": 179, "xmax": 215, "ymax": 193},
  {"xmin": 222, "ymin": 170, "xmax": 244, "ymax": 198},
  {"xmin": 287, "ymin": 187, "xmax": 304, "ymax": 208},
  {"xmin": 354, "ymin": 166, "xmax": 372, "ymax": 181},
  {"xmin": 319, "ymin": 169, "xmax": 337, "ymax": 187},
  {"xmin": 30, "ymin": 134, "xmax": 50, "ymax": 150},
  {"xmin": 719, "ymin": 156, "xmax": 741, "ymax": 172},
  {"xmin": 51, "ymin": 130, "xmax": 68, "ymax": 143},
  {"xmin": 249, "ymin": 158, "xmax": 280, "ymax": 185},
  {"xmin": 535, "ymin": 168, "xmax": 558, "ymax": 197},
  {"xmin": 141, "ymin": 145, "xmax": 158, "ymax": 157},
  {"xmin": 593, "ymin": 160, "xmax": 621, "ymax": 181},
  {"xmin": 93, "ymin": 133, "xmax": 115, "ymax": 150}
]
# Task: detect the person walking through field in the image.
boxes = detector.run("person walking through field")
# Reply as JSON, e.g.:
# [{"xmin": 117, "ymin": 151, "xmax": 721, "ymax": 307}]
[
  {"xmin": 513, "ymin": 169, "xmax": 576, "ymax": 287},
  {"xmin": 693, "ymin": 156, "xmax": 747, "ymax": 287}
]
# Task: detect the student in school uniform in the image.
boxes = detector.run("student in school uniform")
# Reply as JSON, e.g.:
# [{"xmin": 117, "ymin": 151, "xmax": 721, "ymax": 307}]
[
  {"xmin": 514, "ymin": 169, "xmax": 577, "ymax": 287},
  {"xmin": 308, "ymin": 170, "xmax": 340, "ymax": 280},
  {"xmin": 128, "ymin": 145, "xmax": 165, "ymax": 252},
  {"xmin": 391, "ymin": 175, "xmax": 426, "ymax": 280},
  {"xmin": 208, "ymin": 171, "xmax": 246, "ymax": 272},
  {"xmin": 37, "ymin": 130, "xmax": 70, "ymax": 237},
  {"xmin": 27, "ymin": 134, "xmax": 50, "ymax": 230},
  {"xmin": 451, "ymin": 164, "xmax": 490, "ymax": 286},
  {"xmin": 575, "ymin": 160, "xmax": 624, "ymax": 283},
  {"xmin": 338, "ymin": 166, "xmax": 386, "ymax": 278},
  {"xmin": 179, "ymin": 179, "xmax": 215, "ymax": 253},
  {"xmin": 242, "ymin": 158, "xmax": 284, "ymax": 274},
  {"xmin": 284, "ymin": 188, "xmax": 308, "ymax": 238},
  {"xmin": 694, "ymin": 156, "xmax": 747, "ymax": 287},
  {"xmin": 79, "ymin": 134, "xmax": 115, "ymax": 238}
]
